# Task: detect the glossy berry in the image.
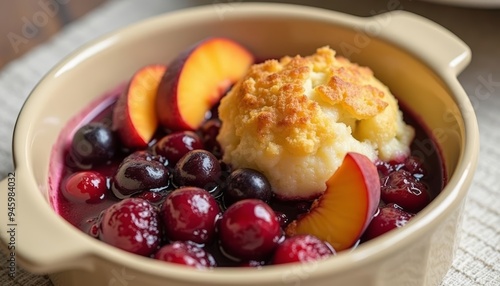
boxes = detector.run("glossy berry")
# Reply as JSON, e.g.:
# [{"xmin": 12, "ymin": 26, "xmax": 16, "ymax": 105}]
[
  {"xmin": 62, "ymin": 171, "xmax": 107, "ymax": 203},
  {"xmin": 218, "ymin": 199, "xmax": 281, "ymax": 261},
  {"xmin": 98, "ymin": 198, "xmax": 160, "ymax": 256},
  {"xmin": 198, "ymin": 119, "xmax": 222, "ymax": 157},
  {"xmin": 376, "ymin": 156, "xmax": 426, "ymax": 178},
  {"xmin": 134, "ymin": 191, "xmax": 165, "ymax": 204},
  {"xmin": 376, "ymin": 159, "xmax": 400, "ymax": 177},
  {"xmin": 153, "ymin": 131, "xmax": 204, "ymax": 166},
  {"xmin": 70, "ymin": 122, "xmax": 115, "ymax": 168},
  {"xmin": 123, "ymin": 150, "xmax": 166, "ymax": 164},
  {"xmin": 224, "ymin": 168, "xmax": 272, "ymax": 206},
  {"xmin": 381, "ymin": 170, "xmax": 430, "ymax": 212},
  {"xmin": 173, "ymin": 150, "xmax": 221, "ymax": 191},
  {"xmin": 112, "ymin": 151, "xmax": 169, "ymax": 199},
  {"xmin": 362, "ymin": 203, "xmax": 415, "ymax": 241},
  {"xmin": 403, "ymin": 156, "xmax": 426, "ymax": 178},
  {"xmin": 154, "ymin": 241, "xmax": 216, "ymax": 268},
  {"xmin": 274, "ymin": 211, "xmax": 290, "ymax": 228},
  {"xmin": 161, "ymin": 187, "xmax": 221, "ymax": 244},
  {"xmin": 272, "ymin": 235, "xmax": 334, "ymax": 265}
]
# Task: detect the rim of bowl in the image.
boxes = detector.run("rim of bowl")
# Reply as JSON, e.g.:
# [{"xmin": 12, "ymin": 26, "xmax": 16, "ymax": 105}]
[{"xmin": 12, "ymin": 2, "xmax": 479, "ymax": 284}]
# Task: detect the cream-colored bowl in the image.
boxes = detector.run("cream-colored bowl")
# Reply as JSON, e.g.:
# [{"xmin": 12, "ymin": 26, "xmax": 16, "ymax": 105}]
[{"xmin": 0, "ymin": 3, "xmax": 478, "ymax": 286}]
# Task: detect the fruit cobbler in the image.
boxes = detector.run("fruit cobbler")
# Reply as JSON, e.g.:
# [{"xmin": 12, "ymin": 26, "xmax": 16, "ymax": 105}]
[{"xmin": 50, "ymin": 37, "xmax": 445, "ymax": 268}]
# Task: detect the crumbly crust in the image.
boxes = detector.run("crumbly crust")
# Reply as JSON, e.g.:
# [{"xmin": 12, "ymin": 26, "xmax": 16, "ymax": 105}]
[{"xmin": 217, "ymin": 47, "xmax": 414, "ymax": 199}]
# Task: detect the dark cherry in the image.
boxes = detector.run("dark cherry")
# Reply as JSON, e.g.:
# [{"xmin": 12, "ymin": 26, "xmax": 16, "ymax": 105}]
[
  {"xmin": 198, "ymin": 119, "xmax": 222, "ymax": 157},
  {"xmin": 153, "ymin": 131, "xmax": 204, "ymax": 166},
  {"xmin": 272, "ymin": 234, "xmax": 334, "ymax": 265},
  {"xmin": 403, "ymin": 156, "xmax": 426, "ymax": 178},
  {"xmin": 223, "ymin": 168, "xmax": 272, "ymax": 206},
  {"xmin": 70, "ymin": 122, "xmax": 115, "ymax": 168},
  {"xmin": 98, "ymin": 198, "xmax": 160, "ymax": 256},
  {"xmin": 122, "ymin": 150, "xmax": 166, "ymax": 165},
  {"xmin": 161, "ymin": 187, "xmax": 221, "ymax": 244},
  {"xmin": 376, "ymin": 160, "xmax": 399, "ymax": 177},
  {"xmin": 111, "ymin": 151, "xmax": 169, "ymax": 199},
  {"xmin": 133, "ymin": 190, "xmax": 165, "ymax": 204},
  {"xmin": 376, "ymin": 156, "xmax": 426, "ymax": 178},
  {"xmin": 362, "ymin": 203, "xmax": 415, "ymax": 241},
  {"xmin": 218, "ymin": 199, "xmax": 282, "ymax": 261},
  {"xmin": 154, "ymin": 241, "xmax": 216, "ymax": 268},
  {"xmin": 274, "ymin": 211, "xmax": 290, "ymax": 228},
  {"xmin": 173, "ymin": 150, "xmax": 221, "ymax": 191},
  {"xmin": 62, "ymin": 171, "xmax": 107, "ymax": 203},
  {"xmin": 381, "ymin": 170, "xmax": 430, "ymax": 212}
]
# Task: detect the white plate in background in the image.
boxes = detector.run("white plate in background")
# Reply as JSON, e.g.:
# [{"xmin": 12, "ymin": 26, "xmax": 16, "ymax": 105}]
[{"xmin": 421, "ymin": 0, "xmax": 500, "ymax": 8}]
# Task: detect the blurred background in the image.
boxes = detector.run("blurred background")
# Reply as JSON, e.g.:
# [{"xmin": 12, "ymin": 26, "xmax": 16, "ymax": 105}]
[
  {"xmin": 0, "ymin": 0, "xmax": 106, "ymax": 68},
  {"xmin": 1, "ymin": 0, "xmax": 498, "ymax": 72}
]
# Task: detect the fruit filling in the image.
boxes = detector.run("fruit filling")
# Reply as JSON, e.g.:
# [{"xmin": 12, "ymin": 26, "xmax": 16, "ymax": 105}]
[{"xmin": 50, "ymin": 37, "xmax": 446, "ymax": 268}]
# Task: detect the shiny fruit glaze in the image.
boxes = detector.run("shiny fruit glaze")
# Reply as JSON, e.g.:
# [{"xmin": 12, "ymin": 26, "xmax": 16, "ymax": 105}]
[
  {"xmin": 161, "ymin": 187, "xmax": 221, "ymax": 244},
  {"xmin": 272, "ymin": 234, "xmax": 334, "ymax": 265},
  {"xmin": 52, "ymin": 34, "xmax": 445, "ymax": 269},
  {"xmin": 218, "ymin": 199, "xmax": 282, "ymax": 261},
  {"xmin": 53, "ymin": 86, "xmax": 445, "ymax": 267},
  {"xmin": 95, "ymin": 197, "xmax": 161, "ymax": 256}
]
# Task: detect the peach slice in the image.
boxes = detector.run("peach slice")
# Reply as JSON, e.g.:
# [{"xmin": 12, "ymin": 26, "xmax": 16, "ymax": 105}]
[
  {"xmin": 156, "ymin": 37, "xmax": 254, "ymax": 131},
  {"xmin": 113, "ymin": 65, "xmax": 167, "ymax": 148},
  {"xmin": 286, "ymin": 152, "xmax": 380, "ymax": 251}
]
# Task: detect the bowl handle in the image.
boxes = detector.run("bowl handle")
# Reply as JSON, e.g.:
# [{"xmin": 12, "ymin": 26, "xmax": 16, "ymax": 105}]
[
  {"xmin": 0, "ymin": 176, "xmax": 92, "ymax": 273},
  {"xmin": 368, "ymin": 10, "xmax": 471, "ymax": 76}
]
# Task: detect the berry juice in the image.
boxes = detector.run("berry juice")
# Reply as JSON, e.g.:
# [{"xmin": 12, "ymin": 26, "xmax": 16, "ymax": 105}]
[{"xmin": 49, "ymin": 83, "xmax": 446, "ymax": 267}]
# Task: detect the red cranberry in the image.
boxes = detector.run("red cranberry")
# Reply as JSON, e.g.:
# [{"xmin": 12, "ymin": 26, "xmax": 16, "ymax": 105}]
[
  {"xmin": 98, "ymin": 198, "xmax": 160, "ymax": 256},
  {"xmin": 381, "ymin": 170, "xmax": 430, "ymax": 212},
  {"xmin": 62, "ymin": 171, "xmax": 107, "ymax": 203},
  {"xmin": 161, "ymin": 187, "xmax": 221, "ymax": 244},
  {"xmin": 70, "ymin": 122, "xmax": 115, "ymax": 168},
  {"xmin": 272, "ymin": 235, "xmax": 334, "ymax": 265},
  {"xmin": 403, "ymin": 156, "xmax": 426, "ymax": 177},
  {"xmin": 154, "ymin": 241, "xmax": 216, "ymax": 269},
  {"xmin": 376, "ymin": 156, "xmax": 426, "ymax": 178},
  {"xmin": 173, "ymin": 150, "xmax": 221, "ymax": 191},
  {"xmin": 153, "ymin": 131, "xmax": 204, "ymax": 166},
  {"xmin": 133, "ymin": 191, "xmax": 165, "ymax": 204},
  {"xmin": 224, "ymin": 168, "xmax": 272, "ymax": 206},
  {"xmin": 362, "ymin": 203, "xmax": 415, "ymax": 241},
  {"xmin": 218, "ymin": 199, "xmax": 281, "ymax": 261},
  {"xmin": 111, "ymin": 151, "xmax": 169, "ymax": 199}
]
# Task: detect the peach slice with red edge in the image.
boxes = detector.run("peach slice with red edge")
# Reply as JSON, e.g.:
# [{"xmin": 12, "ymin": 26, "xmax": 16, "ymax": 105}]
[
  {"xmin": 286, "ymin": 152, "xmax": 381, "ymax": 251},
  {"xmin": 112, "ymin": 64, "xmax": 166, "ymax": 148},
  {"xmin": 156, "ymin": 37, "xmax": 254, "ymax": 131}
]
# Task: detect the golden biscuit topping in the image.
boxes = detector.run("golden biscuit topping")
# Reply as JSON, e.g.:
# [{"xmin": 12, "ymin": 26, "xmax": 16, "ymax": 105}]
[
  {"xmin": 229, "ymin": 55, "xmax": 331, "ymax": 156},
  {"xmin": 311, "ymin": 48, "xmax": 388, "ymax": 119},
  {"xmin": 218, "ymin": 46, "xmax": 414, "ymax": 199},
  {"xmin": 222, "ymin": 47, "xmax": 390, "ymax": 156}
]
